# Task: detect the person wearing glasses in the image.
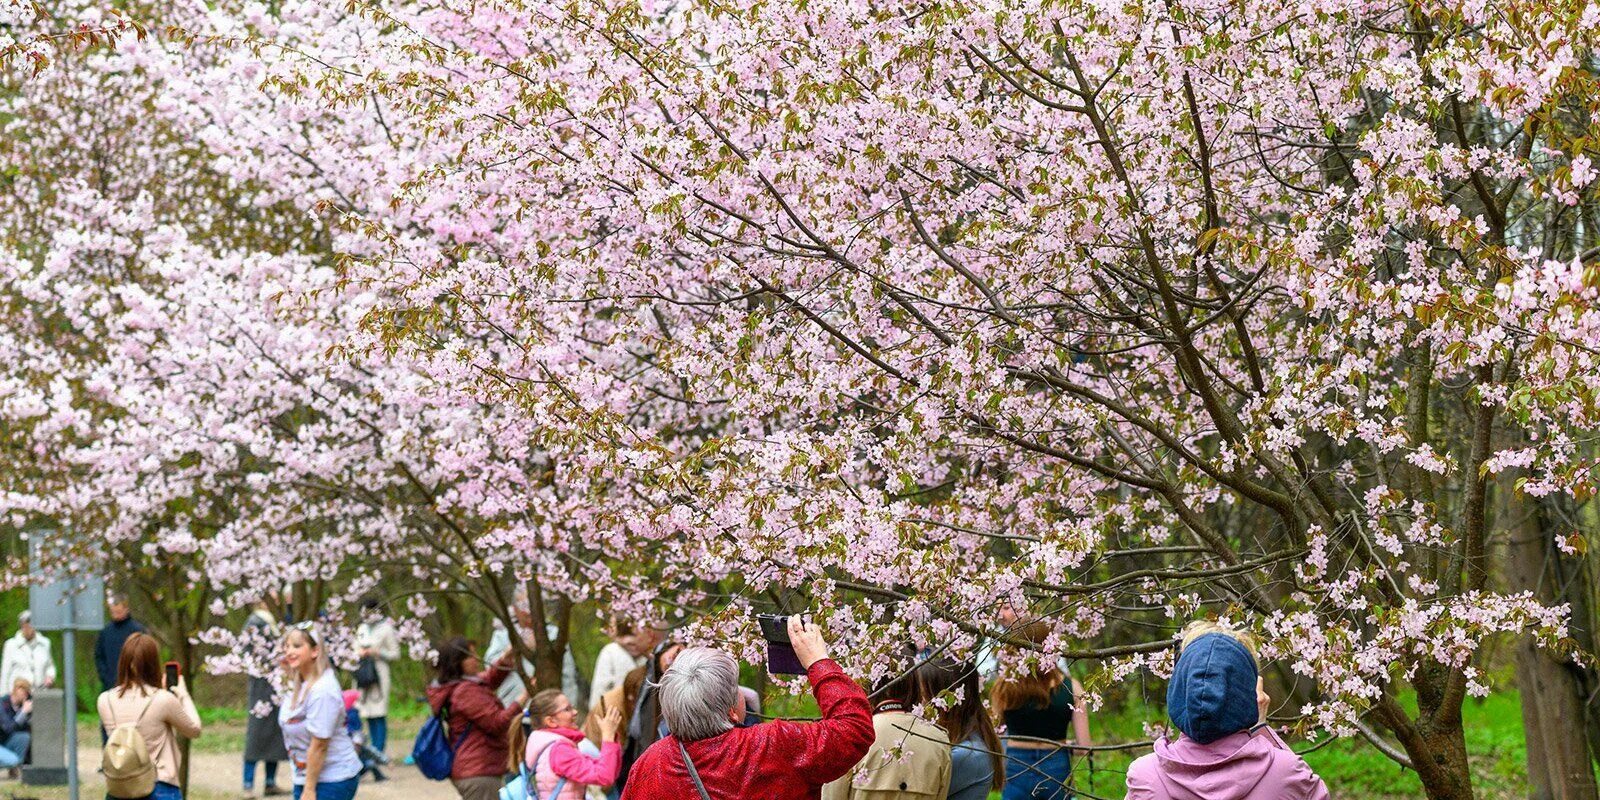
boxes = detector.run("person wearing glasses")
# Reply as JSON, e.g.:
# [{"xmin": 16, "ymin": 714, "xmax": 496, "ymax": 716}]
[
  {"xmin": 279, "ymin": 624, "xmax": 362, "ymax": 800},
  {"xmin": 522, "ymin": 688, "xmax": 623, "ymax": 799},
  {"xmin": 425, "ymin": 636, "xmax": 528, "ymax": 800}
]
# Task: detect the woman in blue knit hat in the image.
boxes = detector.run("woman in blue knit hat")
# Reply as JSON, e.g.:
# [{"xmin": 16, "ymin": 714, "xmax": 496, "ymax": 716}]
[{"xmin": 1126, "ymin": 622, "xmax": 1329, "ymax": 800}]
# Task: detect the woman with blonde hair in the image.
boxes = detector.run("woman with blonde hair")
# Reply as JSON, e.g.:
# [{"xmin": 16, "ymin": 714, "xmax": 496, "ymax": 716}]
[
  {"xmin": 97, "ymin": 633, "xmax": 202, "ymax": 800},
  {"xmin": 1126, "ymin": 621, "xmax": 1329, "ymax": 800},
  {"xmin": 522, "ymin": 688, "xmax": 623, "ymax": 799},
  {"xmin": 278, "ymin": 624, "xmax": 362, "ymax": 800},
  {"xmin": 990, "ymin": 623, "xmax": 1091, "ymax": 800}
]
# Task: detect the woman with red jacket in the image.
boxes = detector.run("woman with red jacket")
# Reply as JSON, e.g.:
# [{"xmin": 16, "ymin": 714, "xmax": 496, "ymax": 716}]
[
  {"xmin": 619, "ymin": 617, "xmax": 873, "ymax": 800},
  {"xmin": 426, "ymin": 637, "xmax": 528, "ymax": 800}
]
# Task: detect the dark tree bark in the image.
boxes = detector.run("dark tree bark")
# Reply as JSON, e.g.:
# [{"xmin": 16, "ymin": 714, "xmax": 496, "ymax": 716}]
[{"xmin": 1506, "ymin": 492, "xmax": 1599, "ymax": 800}]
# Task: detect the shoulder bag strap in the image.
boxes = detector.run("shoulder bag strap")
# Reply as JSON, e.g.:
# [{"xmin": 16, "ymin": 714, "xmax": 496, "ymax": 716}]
[
  {"xmin": 445, "ymin": 683, "xmax": 474, "ymax": 746},
  {"xmin": 525, "ymin": 739, "xmax": 568, "ymax": 800},
  {"xmin": 677, "ymin": 739, "xmax": 713, "ymax": 800},
  {"xmin": 134, "ymin": 690, "xmax": 157, "ymax": 725},
  {"xmin": 136, "ymin": 694, "xmax": 156, "ymax": 726}
]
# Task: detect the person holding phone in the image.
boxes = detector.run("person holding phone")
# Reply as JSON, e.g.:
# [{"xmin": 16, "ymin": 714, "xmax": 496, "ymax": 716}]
[
  {"xmin": 424, "ymin": 636, "xmax": 528, "ymax": 800},
  {"xmin": 618, "ymin": 615, "xmax": 874, "ymax": 800},
  {"xmin": 96, "ymin": 633, "xmax": 202, "ymax": 800},
  {"xmin": 279, "ymin": 624, "xmax": 363, "ymax": 800}
]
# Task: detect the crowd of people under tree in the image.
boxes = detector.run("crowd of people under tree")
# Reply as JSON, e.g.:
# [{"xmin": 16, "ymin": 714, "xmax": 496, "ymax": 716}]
[{"xmin": 0, "ymin": 592, "xmax": 1332, "ymax": 800}]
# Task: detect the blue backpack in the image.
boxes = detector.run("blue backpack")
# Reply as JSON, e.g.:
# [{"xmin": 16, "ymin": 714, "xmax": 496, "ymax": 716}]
[{"xmin": 412, "ymin": 686, "xmax": 472, "ymax": 781}]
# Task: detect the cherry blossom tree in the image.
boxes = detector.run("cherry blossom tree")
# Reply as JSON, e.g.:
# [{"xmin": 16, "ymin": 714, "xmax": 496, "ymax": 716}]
[
  {"xmin": 250, "ymin": 1, "xmax": 1596, "ymax": 797},
  {"xmin": 4, "ymin": 0, "xmax": 1600, "ymax": 797},
  {"xmin": 0, "ymin": 0, "xmax": 603, "ymax": 697}
]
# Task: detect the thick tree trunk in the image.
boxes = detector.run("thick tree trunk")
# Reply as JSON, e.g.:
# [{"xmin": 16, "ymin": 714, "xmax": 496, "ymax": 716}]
[
  {"xmin": 1417, "ymin": 724, "xmax": 1476, "ymax": 800},
  {"xmin": 530, "ymin": 595, "xmax": 572, "ymax": 703},
  {"xmin": 1514, "ymin": 640, "xmax": 1597, "ymax": 800},
  {"xmin": 1378, "ymin": 668, "xmax": 1477, "ymax": 800},
  {"xmin": 1507, "ymin": 494, "xmax": 1600, "ymax": 800}
]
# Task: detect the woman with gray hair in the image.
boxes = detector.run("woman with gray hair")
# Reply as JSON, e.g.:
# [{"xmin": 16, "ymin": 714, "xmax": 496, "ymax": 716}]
[{"xmin": 619, "ymin": 617, "xmax": 874, "ymax": 800}]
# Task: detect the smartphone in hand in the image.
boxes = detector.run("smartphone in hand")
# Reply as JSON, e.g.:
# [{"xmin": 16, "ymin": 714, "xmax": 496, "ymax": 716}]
[
  {"xmin": 164, "ymin": 661, "xmax": 181, "ymax": 691},
  {"xmin": 757, "ymin": 614, "xmax": 805, "ymax": 675}
]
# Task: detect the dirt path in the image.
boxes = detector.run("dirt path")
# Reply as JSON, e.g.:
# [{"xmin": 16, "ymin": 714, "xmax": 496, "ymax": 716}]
[{"xmin": 3, "ymin": 727, "xmax": 430, "ymax": 800}]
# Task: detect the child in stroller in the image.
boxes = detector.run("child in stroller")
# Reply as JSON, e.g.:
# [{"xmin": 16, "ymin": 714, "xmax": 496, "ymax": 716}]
[{"xmin": 342, "ymin": 689, "xmax": 389, "ymax": 782}]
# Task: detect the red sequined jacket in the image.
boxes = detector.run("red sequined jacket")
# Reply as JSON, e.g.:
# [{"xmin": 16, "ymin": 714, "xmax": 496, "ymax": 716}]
[{"xmin": 619, "ymin": 659, "xmax": 873, "ymax": 800}]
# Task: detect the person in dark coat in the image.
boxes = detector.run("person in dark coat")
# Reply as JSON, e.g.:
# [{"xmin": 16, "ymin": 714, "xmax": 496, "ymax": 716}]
[
  {"xmin": 617, "ymin": 639, "xmax": 682, "ymax": 792},
  {"xmin": 0, "ymin": 678, "xmax": 33, "ymax": 776},
  {"xmin": 93, "ymin": 594, "xmax": 145, "ymax": 745},
  {"xmin": 94, "ymin": 595, "xmax": 145, "ymax": 692},
  {"xmin": 424, "ymin": 637, "xmax": 528, "ymax": 800},
  {"xmin": 243, "ymin": 599, "xmax": 288, "ymax": 796}
]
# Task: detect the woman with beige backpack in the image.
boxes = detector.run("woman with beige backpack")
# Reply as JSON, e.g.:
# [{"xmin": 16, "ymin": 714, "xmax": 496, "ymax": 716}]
[{"xmin": 98, "ymin": 633, "xmax": 203, "ymax": 800}]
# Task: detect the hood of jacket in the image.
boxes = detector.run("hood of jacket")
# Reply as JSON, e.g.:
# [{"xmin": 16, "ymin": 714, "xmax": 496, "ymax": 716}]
[
  {"xmin": 426, "ymin": 680, "xmax": 462, "ymax": 714},
  {"xmin": 1167, "ymin": 633, "xmax": 1258, "ymax": 744},
  {"xmin": 1146, "ymin": 731, "xmax": 1278, "ymax": 800}
]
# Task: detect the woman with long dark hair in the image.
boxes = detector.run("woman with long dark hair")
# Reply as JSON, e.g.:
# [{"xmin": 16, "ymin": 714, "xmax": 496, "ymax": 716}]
[
  {"xmin": 918, "ymin": 658, "xmax": 1005, "ymax": 800},
  {"xmin": 425, "ymin": 636, "xmax": 526, "ymax": 800}
]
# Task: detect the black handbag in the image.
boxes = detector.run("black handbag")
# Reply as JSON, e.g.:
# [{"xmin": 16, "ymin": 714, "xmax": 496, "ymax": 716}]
[{"xmin": 353, "ymin": 656, "xmax": 381, "ymax": 689}]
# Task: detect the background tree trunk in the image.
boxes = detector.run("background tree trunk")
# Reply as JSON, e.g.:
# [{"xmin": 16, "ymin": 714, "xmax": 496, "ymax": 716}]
[{"xmin": 1507, "ymin": 491, "xmax": 1599, "ymax": 800}]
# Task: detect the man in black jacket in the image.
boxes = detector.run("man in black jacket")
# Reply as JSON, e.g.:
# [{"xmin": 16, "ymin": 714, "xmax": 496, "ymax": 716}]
[{"xmin": 92, "ymin": 594, "xmax": 145, "ymax": 744}]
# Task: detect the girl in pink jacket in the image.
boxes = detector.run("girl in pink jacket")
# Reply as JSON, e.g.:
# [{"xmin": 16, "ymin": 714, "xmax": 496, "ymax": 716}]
[
  {"xmin": 1126, "ymin": 623, "xmax": 1330, "ymax": 800},
  {"xmin": 523, "ymin": 690, "xmax": 623, "ymax": 800}
]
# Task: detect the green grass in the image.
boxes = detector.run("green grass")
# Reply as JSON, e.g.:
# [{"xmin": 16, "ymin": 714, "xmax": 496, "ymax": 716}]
[
  {"xmin": 762, "ymin": 687, "xmax": 1538, "ymax": 799},
  {"xmin": 1041, "ymin": 691, "xmax": 1536, "ymax": 799}
]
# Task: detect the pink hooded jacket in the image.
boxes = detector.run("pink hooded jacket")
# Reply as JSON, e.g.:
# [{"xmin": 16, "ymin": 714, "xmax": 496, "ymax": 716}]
[
  {"xmin": 525, "ymin": 727, "xmax": 621, "ymax": 800},
  {"xmin": 1125, "ymin": 727, "xmax": 1331, "ymax": 800}
]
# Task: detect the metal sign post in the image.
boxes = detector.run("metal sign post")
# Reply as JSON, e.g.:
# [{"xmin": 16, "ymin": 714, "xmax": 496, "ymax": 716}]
[{"xmin": 27, "ymin": 531, "xmax": 104, "ymax": 800}]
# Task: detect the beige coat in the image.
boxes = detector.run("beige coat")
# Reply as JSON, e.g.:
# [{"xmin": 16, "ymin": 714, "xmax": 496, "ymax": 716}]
[
  {"xmin": 823, "ymin": 712, "xmax": 952, "ymax": 800},
  {"xmin": 355, "ymin": 619, "xmax": 401, "ymax": 718},
  {"xmin": 98, "ymin": 685, "xmax": 203, "ymax": 787}
]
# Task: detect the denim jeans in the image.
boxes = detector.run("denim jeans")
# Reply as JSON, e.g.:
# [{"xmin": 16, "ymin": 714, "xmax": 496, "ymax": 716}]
[
  {"xmin": 366, "ymin": 717, "xmax": 387, "ymax": 755},
  {"xmin": 0, "ymin": 731, "xmax": 29, "ymax": 768},
  {"xmin": 107, "ymin": 780, "xmax": 182, "ymax": 800},
  {"xmin": 292, "ymin": 776, "xmax": 359, "ymax": 800},
  {"xmin": 244, "ymin": 759, "xmax": 281, "ymax": 789},
  {"xmin": 1001, "ymin": 744, "xmax": 1073, "ymax": 800}
]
